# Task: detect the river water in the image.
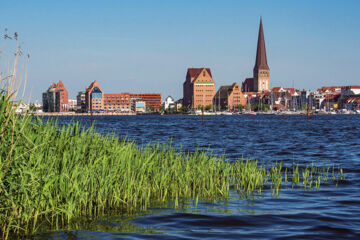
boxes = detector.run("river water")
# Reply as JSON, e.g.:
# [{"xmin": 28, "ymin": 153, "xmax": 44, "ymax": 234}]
[{"xmin": 37, "ymin": 115, "xmax": 360, "ymax": 239}]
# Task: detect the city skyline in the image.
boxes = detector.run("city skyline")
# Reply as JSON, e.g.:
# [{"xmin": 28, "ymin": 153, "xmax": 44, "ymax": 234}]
[{"xmin": 1, "ymin": 0, "xmax": 360, "ymax": 102}]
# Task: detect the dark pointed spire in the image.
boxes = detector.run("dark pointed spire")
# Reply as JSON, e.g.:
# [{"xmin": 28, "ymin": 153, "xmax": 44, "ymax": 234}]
[{"xmin": 254, "ymin": 17, "xmax": 269, "ymax": 70}]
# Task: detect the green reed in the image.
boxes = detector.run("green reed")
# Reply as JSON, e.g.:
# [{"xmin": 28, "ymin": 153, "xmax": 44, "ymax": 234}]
[{"xmin": 0, "ymin": 91, "xmax": 344, "ymax": 239}]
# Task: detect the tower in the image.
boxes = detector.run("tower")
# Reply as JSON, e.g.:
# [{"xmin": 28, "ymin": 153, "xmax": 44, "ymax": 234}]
[{"xmin": 253, "ymin": 17, "xmax": 270, "ymax": 92}]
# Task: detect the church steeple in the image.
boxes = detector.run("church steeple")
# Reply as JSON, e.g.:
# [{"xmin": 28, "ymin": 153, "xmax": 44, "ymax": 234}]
[
  {"xmin": 254, "ymin": 17, "xmax": 269, "ymax": 71},
  {"xmin": 253, "ymin": 17, "xmax": 270, "ymax": 92}
]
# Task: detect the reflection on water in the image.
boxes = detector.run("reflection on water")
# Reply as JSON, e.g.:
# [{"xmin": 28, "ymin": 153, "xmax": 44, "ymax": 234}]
[{"xmin": 37, "ymin": 115, "xmax": 360, "ymax": 239}]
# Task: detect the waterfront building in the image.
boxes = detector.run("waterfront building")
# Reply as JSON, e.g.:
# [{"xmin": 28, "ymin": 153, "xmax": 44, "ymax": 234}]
[
  {"xmin": 343, "ymin": 97, "xmax": 360, "ymax": 110},
  {"xmin": 214, "ymin": 83, "xmax": 246, "ymax": 111},
  {"xmin": 42, "ymin": 81, "xmax": 69, "ymax": 112},
  {"xmin": 315, "ymin": 86, "xmax": 342, "ymax": 110},
  {"xmin": 340, "ymin": 86, "xmax": 360, "ymax": 109},
  {"xmin": 270, "ymin": 87, "xmax": 295, "ymax": 109},
  {"xmin": 341, "ymin": 86, "xmax": 360, "ymax": 98},
  {"xmin": 183, "ymin": 68, "xmax": 215, "ymax": 109},
  {"xmin": 130, "ymin": 93, "xmax": 162, "ymax": 110},
  {"xmin": 68, "ymin": 99, "xmax": 77, "ymax": 111},
  {"xmin": 242, "ymin": 18, "xmax": 270, "ymax": 93},
  {"xmin": 175, "ymin": 99, "xmax": 183, "ymax": 111},
  {"xmin": 85, "ymin": 80, "xmax": 104, "ymax": 112},
  {"xmin": 76, "ymin": 91, "xmax": 86, "ymax": 113},
  {"xmin": 163, "ymin": 96, "xmax": 175, "ymax": 110},
  {"xmin": 131, "ymin": 101, "xmax": 146, "ymax": 113},
  {"xmin": 84, "ymin": 80, "xmax": 160, "ymax": 112},
  {"xmin": 104, "ymin": 93, "xmax": 131, "ymax": 112}
]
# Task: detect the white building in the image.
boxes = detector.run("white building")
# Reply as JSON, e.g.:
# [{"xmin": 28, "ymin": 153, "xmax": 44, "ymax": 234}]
[
  {"xmin": 163, "ymin": 96, "xmax": 175, "ymax": 110},
  {"xmin": 68, "ymin": 99, "xmax": 77, "ymax": 111}
]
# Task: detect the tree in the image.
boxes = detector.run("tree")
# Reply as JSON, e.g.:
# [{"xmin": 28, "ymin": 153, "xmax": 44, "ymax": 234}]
[
  {"xmin": 205, "ymin": 104, "xmax": 212, "ymax": 111},
  {"xmin": 29, "ymin": 103, "xmax": 36, "ymax": 112},
  {"xmin": 146, "ymin": 106, "xmax": 155, "ymax": 112}
]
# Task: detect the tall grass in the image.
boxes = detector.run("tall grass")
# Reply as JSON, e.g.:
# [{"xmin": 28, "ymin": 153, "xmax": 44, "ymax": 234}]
[{"xmin": 0, "ymin": 33, "xmax": 344, "ymax": 239}]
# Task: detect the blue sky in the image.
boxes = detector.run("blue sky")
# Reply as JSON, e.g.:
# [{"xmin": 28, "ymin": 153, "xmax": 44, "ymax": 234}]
[{"xmin": 1, "ymin": 0, "xmax": 359, "ymax": 102}]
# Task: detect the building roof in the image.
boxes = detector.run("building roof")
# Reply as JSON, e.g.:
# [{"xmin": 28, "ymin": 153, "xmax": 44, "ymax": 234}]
[
  {"xmin": 86, "ymin": 80, "xmax": 103, "ymax": 94},
  {"xmin": 242, "ymin": 78, "xmax": 254, "ymax": 92},
  {"xmin": 271, "ymin": 87, "xmax": 283, "ymax": 92},
  {"xmin": 55, "ymin": 80, "xmax": 66, "ymax": 92},
  {"xmin": 254, "ymin": 17, "xmax": 269, "ymax": 71},
  {"xmin": 324, "ymin": 94, "xmax": 340, "ymax": 100},
  {"xmin": 187, "ymin": 68, "xmax": 212, "ymax": 79},
  {"xmin": 342, "ymin": 85, "xmax": 360, "ymax": 89},
  {"xmin": 318, "ymin": 86, "xmax": 342, "ymax": 93},
  {"xmin": 48, "ymin": 82, "xmax": 56, "ymax": 91},
  {"xmin": 284, "ymin": 88, "xmax": 297, "ymax": 95},
  {"xmin": 214, "ymin": 83, "xmax": 238, "ymax": 99},
  {"xmin": 346, "ymin": 97, "xmax": 360, "ymax": 104}
]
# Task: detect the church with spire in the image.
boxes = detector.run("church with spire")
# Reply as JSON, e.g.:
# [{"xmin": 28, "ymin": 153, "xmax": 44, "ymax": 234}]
[{"xmin": 242, "ymin": 18, "xmax": 270, "ymax": 93}]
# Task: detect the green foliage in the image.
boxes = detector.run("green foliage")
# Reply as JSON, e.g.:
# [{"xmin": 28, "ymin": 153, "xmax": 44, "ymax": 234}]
[
  {"xmin": 146, "ymin": 106, "xmax": 155, "ymax": 112},
  {"xmin": 205, "ymin": 105, "xmax": 212, "ymax": 111},
  {"xmin": 234, "ymin": 105, "xmax": 245, "ymax": 111},
  {"xmin": 252, "ymin": 104, "xmax": 270, "ymax": 112},
  {"xmin": 179, "ymin": 106, "xmax": 188, "ymax": 113},
  {"xmin": 29, "ymin": 103, "xmax": 36, "ymax": 112}
]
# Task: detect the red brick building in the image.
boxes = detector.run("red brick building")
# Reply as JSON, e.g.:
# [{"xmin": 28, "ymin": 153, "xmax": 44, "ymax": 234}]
[
  {"xmin": 85, "ymin": 80, "xmax": 104, "ymax": 112},
  {"xmin": 130, "ymin": 93, "xmax": 162, "ymax": 110},
  {"xmin": 42, "ymin": 80, "xmax": 69, "ymax": 112},
  {"xmin": 183, "ymin": 68, "xmax": 216, "ymax": 109},
  {"xmin": 214, "ymin": 83, "xmax": 246, "ymax": 110},
  {"xmin": 104, "ymin": 93, "xmax": 131, "ymax": 112},
  {"xmin": 84, "ymin": 80, "xmax": 161, "ymax": 112}
]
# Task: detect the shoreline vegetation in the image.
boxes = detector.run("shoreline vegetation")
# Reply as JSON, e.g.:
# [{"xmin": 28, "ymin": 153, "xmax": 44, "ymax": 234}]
[
  {"xmin": 1, "ymin": 36, "xmax": 344, "ymax": 239},
  {"xmin": 1, "ymin": 90, "xmax": 345, "ymax": 239}
]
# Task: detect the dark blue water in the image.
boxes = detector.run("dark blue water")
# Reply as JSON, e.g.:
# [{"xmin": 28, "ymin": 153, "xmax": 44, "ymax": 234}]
[{"xmin": 38, "ymin": 115, "xmax": 360, "ymax": 239}]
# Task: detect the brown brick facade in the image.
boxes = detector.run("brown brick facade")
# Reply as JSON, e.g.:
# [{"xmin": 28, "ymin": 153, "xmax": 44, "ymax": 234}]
[
  {"xmin": 183, "ymin": 68, "xmax": 215, "ymax": 109},
  {"xmin": 214, "ymin": 83, "xmax": 246, "ymax": 110}
]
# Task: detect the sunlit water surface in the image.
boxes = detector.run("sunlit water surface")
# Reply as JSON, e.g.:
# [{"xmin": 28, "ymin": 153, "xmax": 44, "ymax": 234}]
[{"xmin": 37, "ymin": 115, "xmax": 360, "ymax": 239}]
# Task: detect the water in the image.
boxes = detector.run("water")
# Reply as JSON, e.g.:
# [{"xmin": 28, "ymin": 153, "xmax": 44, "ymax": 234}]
[{"xmin": 38, "ymin": 115, "xmax": 360, "ymax": 239}]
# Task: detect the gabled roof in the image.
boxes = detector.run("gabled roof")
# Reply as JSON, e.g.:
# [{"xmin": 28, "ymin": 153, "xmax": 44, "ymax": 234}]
[
  {"xmin": 318, "ymin": 86, "xmax": 342, "ymax": 93},
  {"xmin": 242, "ymin": 78, "xmax": 254, "ymax": 92},
  {"xmin": 86, "ymin": 80, "xmax": 103, "ymax": 93},
  {"xmin": 284, "ymin": 88, "xmax": 296, "ymax": 95},
  {"xmin": 55, "ymin": 80, "xmax": 66, "ymax": 92},
  {"xmin": 214, "ymin": 83, "xmax": 241, "ymax": 99},
  {"xmin": 214, "ymin": 85, "xmax": 233, "ymax": 98},
  {"xmin": 187, "ymin": 68, "xmax": 212, "ymax": 79},
  {"xmin": 271, "ymin": 87, "xmax": 283, "ymax": 92}
]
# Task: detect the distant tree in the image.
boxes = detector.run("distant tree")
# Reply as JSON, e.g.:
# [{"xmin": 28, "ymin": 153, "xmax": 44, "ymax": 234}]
[
  {"xmin": 146, "ymin": 106, "xmax": 155, "ymax": 112},
  {"xmin": 29, "ymin": 103, "xmax": 36, "ymax": 112},
  {"xmin": 205, "ymin": 104, "xmax": 212, "ymax": 111},
  {"xmin": 179, "ymin": 106, "xmax": 187, "ymax": 113},
  {"xmin": 234, "ymin": 104, "xmax": 245, "ymax": 111}
]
